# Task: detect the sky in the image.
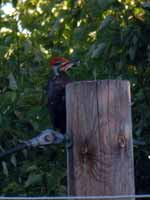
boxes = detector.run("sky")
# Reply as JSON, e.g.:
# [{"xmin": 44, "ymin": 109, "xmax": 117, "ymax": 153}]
[
  {"xmin": 1, "ymin": 2, "xmax": 31, "ymax": 35},
  {"xmin": 1, "ymin": 2, "xmax": 15, "ymax": 15}
]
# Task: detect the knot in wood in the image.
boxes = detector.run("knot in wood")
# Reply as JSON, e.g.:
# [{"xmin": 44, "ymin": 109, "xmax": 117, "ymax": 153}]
[{"xmin": 118, "ymin": 135, "xmax": 126, "ymax": 148}]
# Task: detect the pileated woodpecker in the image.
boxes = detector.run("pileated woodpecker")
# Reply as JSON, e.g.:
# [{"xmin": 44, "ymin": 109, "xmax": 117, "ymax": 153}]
[
  {"xmin": 0, "ymin": 57, "xmax": 79, "ymax": 159},
  {"xmin": 47, "ymin": 57, "xmax": 79, "ymax": 134}
]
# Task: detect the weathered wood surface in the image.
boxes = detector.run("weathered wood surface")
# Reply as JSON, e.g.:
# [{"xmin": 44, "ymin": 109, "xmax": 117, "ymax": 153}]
[{"xmin": 66, "ymin": 80, "xmax": 135, "ymax": 197}]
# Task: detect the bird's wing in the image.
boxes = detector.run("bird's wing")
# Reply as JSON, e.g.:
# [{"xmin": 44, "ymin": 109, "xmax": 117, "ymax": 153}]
[
  {"xmin": 47, "ymin": 79, "xmax": 54, "ymax": 100},
  {"xmin": 47, "ymin": 79, "xmax": 56, "ymax": 126}
]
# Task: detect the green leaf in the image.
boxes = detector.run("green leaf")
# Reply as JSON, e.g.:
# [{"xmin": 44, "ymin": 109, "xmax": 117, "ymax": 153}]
[
  {"xmin": 12, "ymin": 0, "xmax": 18, "ymax": 7},
  {"xmin": 22, "ymin": 149, "xmax": 28, "ymax": 159},
  {"xmin": 10, "ymin": 154, "xmax": 17, "ymax": 167},
  {"xmin": 7, "ymin": 73, "xmax": 17, "ymax": 90},
  {"xmin": 135, "ymin": 128, "xmax": 142, "ymax": 137},
  {"xmin": 23, "ymin": 40, "xmax": 32, "ymax": 52},
  {"xmin": 97, "ymin": 0, "xmax": 116, "ymax": 10},
  {"xmin": 91, "ymin": 43, "xmax": 106, "ymax": 58},
  {"xmin": 2, "ymin": 161, "xmax": 9, "ymax": 177},
  {"xmin": 132, "ymin": 35, "xmax": 138, "ymax": 46},
  {"xmin": 0, "ymin": 113, "xmax": 2, "ymax": 125},
  {"xmin": 99, "ymin": 16, "xmax": 113, "ymax": 31},
  {"xmin": 25, "ymin": 173, "xmax": 43, "ymax": 187},
  {"xmin": 47, "ymin": 173, "xmax": 58, "ymax": 190},
  {"xmin": 0, "ymin": 145, "xmax": 5, "ymax": 152},
  {"xmin": 26, "ymin": 165, "xmax": 38, "ymax": 173},
  {"xmin": 128, "ymin": 47, "xmax": 136, "ymax": 61},
  {"xmin": 3, "ymin": 91, "xmax": 17, "ymax": 103}
]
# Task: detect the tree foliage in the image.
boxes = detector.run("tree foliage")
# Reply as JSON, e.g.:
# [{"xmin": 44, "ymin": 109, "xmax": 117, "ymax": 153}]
[{"xmin": 0, "ymin": 0, "xmax": 150, "ymax": 195}]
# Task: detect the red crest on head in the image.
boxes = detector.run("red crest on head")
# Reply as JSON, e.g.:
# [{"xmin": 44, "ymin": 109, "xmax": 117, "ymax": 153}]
[{"xmin": 50, "ymin": 57, "xmax": 69, "ymax": 66}]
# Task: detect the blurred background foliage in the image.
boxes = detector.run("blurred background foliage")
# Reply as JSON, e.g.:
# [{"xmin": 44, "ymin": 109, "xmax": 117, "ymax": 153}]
[{"xmin": 0, "ymin": 0, "xmax": 150, "ymax": 196}]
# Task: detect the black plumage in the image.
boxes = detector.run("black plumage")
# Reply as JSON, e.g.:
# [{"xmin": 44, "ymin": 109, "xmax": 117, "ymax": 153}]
[
  {"xmin": 47, "ymin": 72, "xmax": 72, "ymax": 134},
  {"xmin": 47, "ymin": 57, "xmax": 79, "ymax": 134}
]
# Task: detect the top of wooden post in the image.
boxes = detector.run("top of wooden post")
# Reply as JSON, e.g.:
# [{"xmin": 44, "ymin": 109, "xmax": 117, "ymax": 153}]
[{"xmin": 66, "ymin": 79, "xmax": 130, "ymax": 86}]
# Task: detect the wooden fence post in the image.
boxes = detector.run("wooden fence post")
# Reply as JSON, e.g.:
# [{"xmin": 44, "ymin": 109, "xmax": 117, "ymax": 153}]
[{"xmin": 66, "ymin": 80, "xmax": 135, "ymax": 197}]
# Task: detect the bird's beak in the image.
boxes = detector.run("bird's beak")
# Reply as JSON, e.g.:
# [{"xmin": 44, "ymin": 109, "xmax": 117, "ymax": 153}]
[{"xmin": 60, "ymin": 59, "xmax": 80, "ymax": 72}]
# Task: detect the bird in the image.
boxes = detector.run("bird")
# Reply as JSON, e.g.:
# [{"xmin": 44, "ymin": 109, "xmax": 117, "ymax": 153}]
[{"xmin": 47, "ymin": 57, "xmax": 79, "ymax": 134}]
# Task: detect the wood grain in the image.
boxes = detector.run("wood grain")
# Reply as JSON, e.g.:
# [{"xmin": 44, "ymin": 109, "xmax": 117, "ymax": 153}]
[{"xmin": 66, "ymin": 80, "xmax": 135, "ymax": 198}]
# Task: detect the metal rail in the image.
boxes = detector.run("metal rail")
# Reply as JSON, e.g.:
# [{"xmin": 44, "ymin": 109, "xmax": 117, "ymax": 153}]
[{"xmin": 0, "ymin": 194, "xmax": 150, "ymax": 199}]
